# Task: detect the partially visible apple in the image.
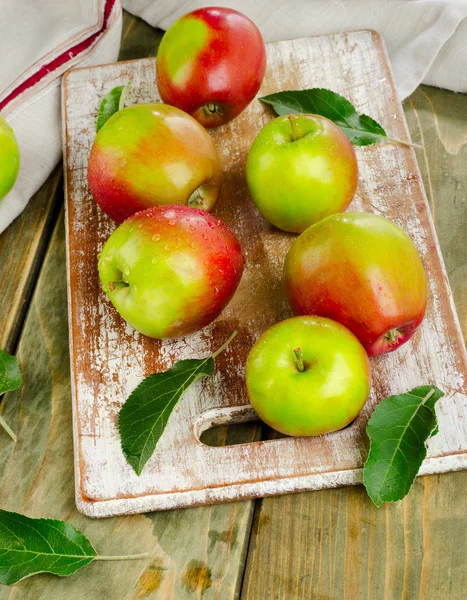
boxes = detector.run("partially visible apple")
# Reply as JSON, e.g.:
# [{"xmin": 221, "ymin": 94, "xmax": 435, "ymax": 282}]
[
  {"xmin": 246, "ymin": 316, "xmax": 371, "ymax": 436},
  {"xmin": 156, "ymin": 7, "xmax": 267, "ymax": 128},
  {"xmin": 88, "ymin": 103, "xmax": 223, "ymax": 223},
  {"xmin": 98, "ymin": 204, "xmax": 244, "ymax": 339},
  {"xmin": 284, "ymin": 212, "xmax": 428, "ymax": 357},
  {"xmin": 0, "ymin": 115, "xmax": 20, "ymax": 202},
  {"xmin": 246, "ymin": 114, "xmax": 358, "ymax": 233}
]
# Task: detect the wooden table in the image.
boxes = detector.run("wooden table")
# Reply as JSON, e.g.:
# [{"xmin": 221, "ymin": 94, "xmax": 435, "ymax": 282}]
[{"xmin": 0, "ymin": 13, "xmax": 466, "ymax": 599}]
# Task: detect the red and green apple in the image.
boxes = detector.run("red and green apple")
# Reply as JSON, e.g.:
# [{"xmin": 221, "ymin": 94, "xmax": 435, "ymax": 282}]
[
  {"xmin": 98, "ymin": 204, "xmax": 244, "ymax": 339},
  {"xmin": 156, "ymin": 7, "xmax": 267, "ymax": 128},
  {"xmin": 246, "ymin": 316, "xmax": 371, "ymax": 436},
  {"xmin": 0, "ymin": 115, "xmax": 20, "ymax": 202},
  {"xmin": 88, "ymin": 103, "xmax": 223, "ymax": 223},
  {"xmin": 284, "ymin": 212, "xmax": 428, "ymax": 357},
  {"xmin": 246, "ymin": 114, "xmax": 358, "ymax": 233}
]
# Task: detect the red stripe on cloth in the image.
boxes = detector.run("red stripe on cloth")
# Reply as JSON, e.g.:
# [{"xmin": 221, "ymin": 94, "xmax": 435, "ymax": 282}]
[{"xmin": 0, "ymin": 0, "xmax": 117, "ymax": 111}]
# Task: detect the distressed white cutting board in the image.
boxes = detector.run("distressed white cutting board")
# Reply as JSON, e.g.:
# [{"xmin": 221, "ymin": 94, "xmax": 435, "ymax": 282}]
[{"xmin": 62, "ymin": 30, "xmax": 467, "ymax": 517}]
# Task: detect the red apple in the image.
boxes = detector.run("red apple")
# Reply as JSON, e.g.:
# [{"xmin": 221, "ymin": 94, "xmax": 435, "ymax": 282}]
[
  {"xmin": 88, "ymin": 103, "xmax": 223, "ymax": 223},
  {"xmin": 156, "ymin": 7, "xmax": 267, "ymax": 128},
  {"xmin": 284, "ymin": 212, "xmax": 428, "ymax": 357},
  {"xmin": 98, "ymin": 204, "xmax": 244, "ymax": 339}
]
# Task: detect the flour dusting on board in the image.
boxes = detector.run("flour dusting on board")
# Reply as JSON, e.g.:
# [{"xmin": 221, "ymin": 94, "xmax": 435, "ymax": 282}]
[{"xmin": 63, "ymin": 31, "xmax": 467, "ymax": 517}]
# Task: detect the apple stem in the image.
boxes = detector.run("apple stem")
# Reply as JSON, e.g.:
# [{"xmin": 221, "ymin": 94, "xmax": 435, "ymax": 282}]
[
  {"xmin": 288, "ymin": 115, "xmax": 301, "ymax": 141},
  {"xmin": 204, "ymin": 103, "xmax": 223, "ymax": 116},
  {"xmin": 211, "ymin": 331, "xmax": 238, "ymax": 360},
  {"xmin": 293, "ymin": 347, "xmax": 306, "ymax": 372},
  {"xmin": 385, "ymin": 328, "xmax": 399, "ymax": 344}
]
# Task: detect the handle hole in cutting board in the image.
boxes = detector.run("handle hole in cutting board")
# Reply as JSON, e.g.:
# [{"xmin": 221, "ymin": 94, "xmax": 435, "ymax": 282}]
[{"xmin": 195, "ymin": 405, "xmax": 358, "ymax": 447}]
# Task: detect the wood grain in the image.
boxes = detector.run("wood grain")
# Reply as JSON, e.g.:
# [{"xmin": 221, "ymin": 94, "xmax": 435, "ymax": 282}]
[
  {"xmin": 63, "ymin": 30, "xmax": 467, "ymax": 517},
  {"xmin": 0, "ymin": 166, "xmax": 62, "ymax": 353},
  {"xmin": 241, "ymin": 84, "xmax": 467, "ymax": 600}
]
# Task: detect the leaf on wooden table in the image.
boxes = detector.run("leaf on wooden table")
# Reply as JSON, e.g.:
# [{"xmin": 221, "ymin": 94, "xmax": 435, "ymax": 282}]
[
  {"xmin": 0, "ymin": 509, "xmax": 148, "ymax": 586},
  {"xmin": 118, "ymin": 332, "xmax": 237, "ymax": 476},
  {"xmin": 96, "ymin": 82, "xmax": 131, "ymax": 132},
  {"xmin": 0, "ymin": 349, "xmax": 21, "ymax": 395},
  {"xmin": 260, "ymin": 88, "xmax": 417, "ymax": 148},
  {"xmin": 0, "ymin": 349, "xmax": 21, "ymax": 442},
  {"xmin": 363, "ymin": 385, "xmax": 444, "ymax": 507}
]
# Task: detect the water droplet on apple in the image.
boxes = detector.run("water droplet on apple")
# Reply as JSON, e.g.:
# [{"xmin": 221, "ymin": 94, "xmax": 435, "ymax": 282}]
[
  {"xmin": 202, "ymin": 234, "xmax": 208, "ymax": 240},
  {"xmin": 152, "ymin": 233, "xmax": 161, "ymax": 242},
  {"xmin": 168, "ymin": 220, "xmax": 176, "ymax": 226},
  {"xmin": 214, "ymin": 287, "xmax": 219, "ymax": 295},
  {"xmin": 208, "ymin": 222, "xmax": 215, "ymax": 228},
  {"xmin": 218, "ymin": 268, "xmax": 224, "ymax": 275},
  {"xmin": 189, "ymin": 225, "xmax": 196, "ymax": 231}
]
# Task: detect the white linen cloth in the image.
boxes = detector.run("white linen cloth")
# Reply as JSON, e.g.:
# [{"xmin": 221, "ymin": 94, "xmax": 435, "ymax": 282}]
[{"xmin": 1, "ymin": 0, "xmax": 467, "ymax": 233}]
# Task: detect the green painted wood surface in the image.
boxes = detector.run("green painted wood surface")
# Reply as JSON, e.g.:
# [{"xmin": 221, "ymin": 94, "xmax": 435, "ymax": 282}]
[
  {"xmin": 0, "ymin": 166, "xmax": 62, "ymax": 353},
  {"xmin": 0, "ymin": 11, "xmax": 466, "ymax": 599}
]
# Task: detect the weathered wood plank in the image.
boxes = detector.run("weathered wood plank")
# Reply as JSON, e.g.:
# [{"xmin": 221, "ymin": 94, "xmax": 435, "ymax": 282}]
[
  {"xmin": 241, "ymin": 84, "xmax": 467, "ymax": 600},
  {"xmin": 0, "ymin": 166, "xmax": 62, "ymax": 353},
  {"xmin": 0, "ymin": 14, "xmax": 258, "ymax": 599}
]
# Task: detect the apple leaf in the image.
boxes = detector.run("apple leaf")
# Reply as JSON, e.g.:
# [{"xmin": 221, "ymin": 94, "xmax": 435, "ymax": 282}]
[
  {"xmin": 260, "ymin": 88, "xmax": 417, "ymax": 148},
  {"xmin": 96, "ymin": 82, "xmax": 131, "ymax": 132},
  {"xmin": 118, "ymin": 332, "xmax": 238, "ymax": 476},
  {"xmin": 0, "ymin": 349, "xmax": 21, "ymax": 442},
  {"xmin": 0, "ymin": 509, "xmax": 148, "ymax": 585},
  {"xmin": 363, "ymin": 385, "xmax": 444, "ymax": 507}
]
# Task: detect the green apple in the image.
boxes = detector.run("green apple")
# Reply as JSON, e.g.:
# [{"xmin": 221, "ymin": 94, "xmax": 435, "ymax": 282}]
[
  {"xmin": 246, "ymin": 114, "xmax": 358, "ymax": 233},
  {"xmin": 0, "ymin": 115, "xmax": 20, "ymax": 201},
  {"xmin": 246, "ymin": 316, "xmax": 371, "ymax": 436}
]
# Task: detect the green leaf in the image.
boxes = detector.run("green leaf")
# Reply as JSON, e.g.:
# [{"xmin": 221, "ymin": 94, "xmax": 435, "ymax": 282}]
[
  {"xmin": 363, "ymin": 385, "xmax": 444, "ymax": 507},
  {"xmin": 96, "ymin": 82, "xmax": 130, "ymax": 132},
  {"xmin": 0, "ymin": 510, "xmax": 95, "ymax": 585},
  {"xmin": 0, "ymin": 349, "xmax": 21, "ymax": 395},
  {"xmin": 118, "ymin": 332, "xmax": 238, "ymax": 476},
  {"xmin": 0, "ymin": 509, "xmax": 148, "ymax": 585},
  {"xmin": 260, "ymin": 88, "xmax": 419, "ymax": 148},
  {"xmin": 0, "ymin": 349, "xmax": 21, "ymax": 442}
]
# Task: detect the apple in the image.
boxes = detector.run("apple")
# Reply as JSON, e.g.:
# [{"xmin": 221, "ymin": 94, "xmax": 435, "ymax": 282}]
[
  {"xmin": 156, "ymin": 7, "xmax": 267, "ymax": 128},
  {"xmin": 284, "ymin": 212, "xmax": 428, "ymax": 357},
  {"xmin": 0, "ymin": 115, "xmax": 20, "ymax": 202},
  {"xmin": 246, "ymin": 114, "xmax": 358, "ymax": 233},
  {"xmin": 246, "ymin": 316, "xmax": 371, "ymax": 436},
  {"xmin": 98, "ymin": 204, "xmax": 244, "ymax": 339},
  {"xmin": 88, "ymin": 103, "xmax": 223, "ymax": 223}
]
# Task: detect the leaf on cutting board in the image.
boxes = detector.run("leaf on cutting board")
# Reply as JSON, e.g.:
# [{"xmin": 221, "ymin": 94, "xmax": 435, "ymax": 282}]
[
  {"xmin": 260, "ymin": 88, "xmax": 391, "ymax": 146},
  {"xmin": 0, "ymin": 349, "xmax": 21, "ymax": 442},
  {"xmin": 0, "ymin": 509, "xmax": 148, "ymax": 586},
  {"xmin": 118, "ymin": 332, "xmax": 238, "ymax": 476},
  {"xmin": 363, "ymin": 385, "xmax": 444, "ymax": 507},
  {"xmin": 96, "ymin": 82, "xmax": 131, "ymax": 132}
]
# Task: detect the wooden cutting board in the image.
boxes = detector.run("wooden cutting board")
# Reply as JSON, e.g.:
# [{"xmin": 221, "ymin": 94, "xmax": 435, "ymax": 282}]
[{"xmin": 62, "ymin": 30, "xmax": 467, "ymax": 518}]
